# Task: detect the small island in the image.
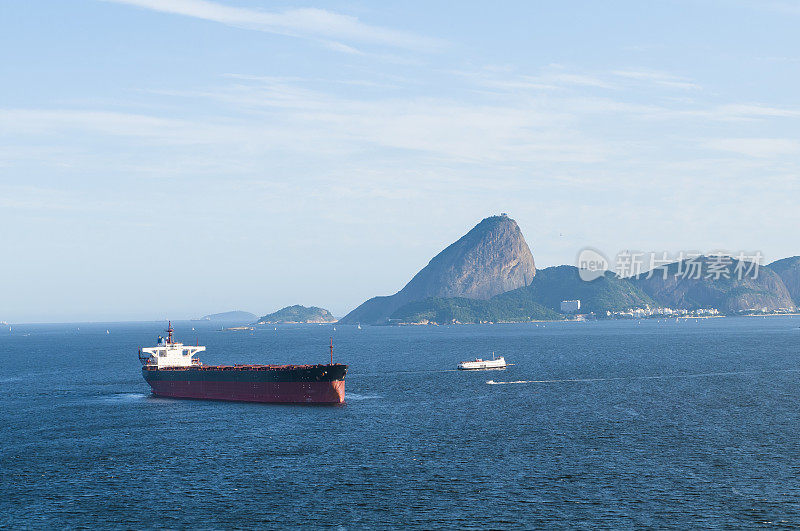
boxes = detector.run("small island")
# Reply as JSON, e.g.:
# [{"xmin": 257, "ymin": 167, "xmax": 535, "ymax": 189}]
[
  {"xmin": 256, "ymin": 305, "xmax": 336, "ymax": 324},
  {"xmin": 194, "ymin": 310, "xmax": 257, "ymax": 322}
]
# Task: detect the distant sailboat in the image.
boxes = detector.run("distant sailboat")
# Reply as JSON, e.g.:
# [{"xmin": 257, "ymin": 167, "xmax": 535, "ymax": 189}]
[
  {"xmin": 357, "ymin": 323, "xmax": 362, "ymax": 330},
  {"xmin": 106, "ymin": 329, "xmax": 110, "ymax": 334}
]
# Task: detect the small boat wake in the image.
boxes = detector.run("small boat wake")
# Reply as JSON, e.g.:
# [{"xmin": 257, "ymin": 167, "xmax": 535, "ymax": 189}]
[
  {"xmin": 95, "ymin": 392, "xmax": 149, "ymax": 403},
  {"xmin": 345, "ymin": 393, "xmax": 382, "ymax": 401},
  {"xmin": 349, "ymin": 369, "xmax": 459, "ymax": 377},
  {"xmin": 487, "ymin": 368, "xmax": 800, "ymax": 386},
  {"xmin": 488, "ymin": 376, "xmax": 622, "ymax": 385}
]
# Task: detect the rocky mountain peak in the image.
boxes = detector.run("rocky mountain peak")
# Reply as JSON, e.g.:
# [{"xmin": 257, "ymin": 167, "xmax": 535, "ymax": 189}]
[
  {"xmin": 768, "ymin": 256, "xmax": 800, "ymax": 305},
  {"xmin": 339, "ymin": 214, "xmax": 536, "ymax": 324},
  {"xmin": 634, "ymin": 255, "xmax": 795, "ymax": 312}
]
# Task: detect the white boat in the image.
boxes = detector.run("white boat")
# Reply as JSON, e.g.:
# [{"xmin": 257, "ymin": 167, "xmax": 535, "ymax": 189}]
[{"xmin": 458, "ymin": 353, "xmax": 507, "ymax": 370}]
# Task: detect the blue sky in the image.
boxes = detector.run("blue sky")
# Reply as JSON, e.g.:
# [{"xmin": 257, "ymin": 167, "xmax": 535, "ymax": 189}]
[{"xmin": 1, "ymin": 0, "xmax": 799, "ymax": 322}]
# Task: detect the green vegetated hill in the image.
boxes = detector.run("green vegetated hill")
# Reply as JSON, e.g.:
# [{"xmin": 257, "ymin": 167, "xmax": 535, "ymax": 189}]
[
  {"xmin": 390, "ymin": 295, "xmax": 560, "ymax": 324},
  {"xmin": 520, "ymin": 265, "xmax": 655, "ymax": 314},
  {"xmin": 256, "ymin": 305, "xmax": 336, "ymax": 324},
  {"xmin": 390, "ymin": 265, "xmax": 655, "ymax": 324}
]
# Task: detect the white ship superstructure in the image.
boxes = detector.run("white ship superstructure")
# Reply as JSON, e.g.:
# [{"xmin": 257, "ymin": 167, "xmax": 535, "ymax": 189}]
[
  {"xmin": 458, "ymin": 353, "xmax": 507, "ymax": 370},
  {"xmin": 138, "ymin": 322, "xmax": 205, "ymax": 369}
]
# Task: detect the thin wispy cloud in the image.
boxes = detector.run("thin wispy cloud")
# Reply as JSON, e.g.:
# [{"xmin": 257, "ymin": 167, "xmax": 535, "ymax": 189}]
[
  {"xmin": 744, "ymin": 0, "xmax": 800, "ymax": 15},
  {"xmin": 454, "ymin": 66, "xmax": 617, "ymax": 93},
  {"xmin": 100, "ymin": 0, "xmax": 445, "ymax": 52},
  {"xmin": 5, "ymin": 63, "xmax": 800, "ymax": 171},
  {"xmin": 705, "ymin": 138, "xmax": 800, "ymax": 158},
  {"xmin": 612, "ymin": 69, "xmax": 701, "ymax": 90},
  {"xmin": 713, "ymin": 103, "xmax": 800, "ymax": 118}
]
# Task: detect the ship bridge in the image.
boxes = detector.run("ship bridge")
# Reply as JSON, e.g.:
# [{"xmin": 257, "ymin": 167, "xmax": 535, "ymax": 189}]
[{"xmin": 139, "ymin": 322, "xmax": 205, "ymax": 368}]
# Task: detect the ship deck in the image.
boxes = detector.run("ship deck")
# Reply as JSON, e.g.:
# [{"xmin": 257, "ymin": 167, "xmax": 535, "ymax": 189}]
[{"xmin": 143, "ymin": 363, "xmax": 345, "ymax": 371}]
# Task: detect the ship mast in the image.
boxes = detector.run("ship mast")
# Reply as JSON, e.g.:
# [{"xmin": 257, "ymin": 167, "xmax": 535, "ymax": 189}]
[
  {"xmin": 167, "ymin": 321, "xmax": 174, "ymax": 344},
  {"xmin": 330, "ymin": 337, "xmax": 333, "ymax": 364}
]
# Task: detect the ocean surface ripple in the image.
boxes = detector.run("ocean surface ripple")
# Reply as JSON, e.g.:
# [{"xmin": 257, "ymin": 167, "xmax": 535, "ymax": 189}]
[{"xmin": 1, "ymin": 317, "xmax": 799, "ymax": 528}]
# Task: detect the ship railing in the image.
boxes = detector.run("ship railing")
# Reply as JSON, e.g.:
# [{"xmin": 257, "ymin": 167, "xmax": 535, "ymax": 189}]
[{"xmin": 138, "ymin": 349, "xmax": 156, "ymax": 367}]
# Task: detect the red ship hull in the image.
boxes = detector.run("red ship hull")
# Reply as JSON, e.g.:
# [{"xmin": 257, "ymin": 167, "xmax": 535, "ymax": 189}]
[
  {"xmin": 142, "ymin": 363, "xmax": 347, "ymax": 404},
  {"xmin": 146, "ymin": 379, "xmax": 345, "ymax": 404}
]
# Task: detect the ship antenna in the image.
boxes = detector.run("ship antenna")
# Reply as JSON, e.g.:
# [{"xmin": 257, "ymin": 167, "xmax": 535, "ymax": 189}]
[{"xmin": 330, "ymin": 337, "xmax": 333, "ymax": 365}]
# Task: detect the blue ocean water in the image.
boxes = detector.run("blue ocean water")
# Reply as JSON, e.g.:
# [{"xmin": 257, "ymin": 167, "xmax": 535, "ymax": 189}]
[{"xmin": 2, "ymin": 317, "xmax": 800, "ymax": 528}]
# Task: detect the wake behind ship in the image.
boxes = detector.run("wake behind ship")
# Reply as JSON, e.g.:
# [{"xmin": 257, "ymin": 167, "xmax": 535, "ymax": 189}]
[{"xmin": 138, "ymin": 323, "xmax": 347, "ymax": 404}]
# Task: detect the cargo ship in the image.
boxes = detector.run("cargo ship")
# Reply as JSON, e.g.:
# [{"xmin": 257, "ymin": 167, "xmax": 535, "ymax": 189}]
[{"xmin": 138, "ymin": 322, "xmax": 347, "ymax": 404}]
